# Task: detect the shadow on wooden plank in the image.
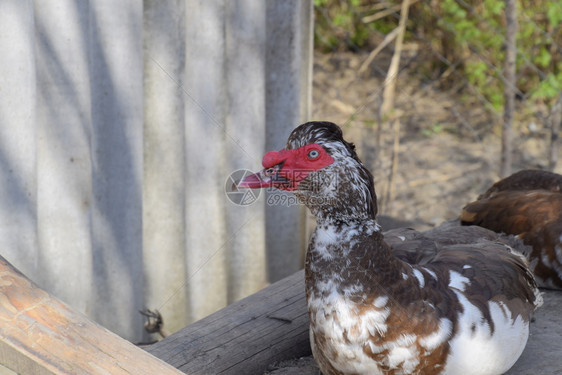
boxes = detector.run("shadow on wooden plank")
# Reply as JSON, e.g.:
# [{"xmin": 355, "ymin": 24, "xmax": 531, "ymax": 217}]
[{"xmin": 146, "ymin": 270, "xmax": 311, "ymax": 374}]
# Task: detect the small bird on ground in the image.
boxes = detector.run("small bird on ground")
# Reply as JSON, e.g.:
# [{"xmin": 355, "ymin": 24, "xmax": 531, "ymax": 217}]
[{"xmin": 239, "ymin": 121, "xmax": 541, "ymax": 375}]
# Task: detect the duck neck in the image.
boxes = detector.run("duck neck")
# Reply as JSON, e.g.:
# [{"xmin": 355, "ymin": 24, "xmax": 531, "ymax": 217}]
[
  {"xmin": 302, "ymin": 162, "xmax": 410, "ymax": 297},
  {"xmin": 299, "ymin": 179, "xmax": 378, "ymax": 226},
  {"xmin": 305, "ymin": 218, "xmax": 406, "ymax": 301}
]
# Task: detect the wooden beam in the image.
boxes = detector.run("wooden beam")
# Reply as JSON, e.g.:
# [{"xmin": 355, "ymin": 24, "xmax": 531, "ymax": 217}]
[
  {"xmin": 146, "ymin": 270, "xmax": 311, "ymax": 374},
  {"xmin": 0, "ymin": 255, "xmax": 183, "ymax": 375}
]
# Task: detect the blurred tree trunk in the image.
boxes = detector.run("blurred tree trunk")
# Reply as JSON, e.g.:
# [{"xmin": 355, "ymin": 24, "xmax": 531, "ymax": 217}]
[
  {"xmin": 549, "ymin": 92, "xmax": 562, "ymax": 171},
  {"xmin": 501, "ymin": 0, "xmax": 517, "ymax": 177},
  {"xmin": 381, "ymin": 0, "xmax": 411, "ymax": 117}
]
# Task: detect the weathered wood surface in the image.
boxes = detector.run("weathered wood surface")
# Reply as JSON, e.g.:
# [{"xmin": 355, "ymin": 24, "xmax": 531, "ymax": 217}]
[
  {"xmin": 0, "ymin": 255, "xmax": 183, "ymax": 375},
  {"xmin": 146, "ymin": 270, "xmax": 311, "ymax": 374},
  {"xmin": 506, "ymin": 290, "xmax": 562, "ymax": 374}
]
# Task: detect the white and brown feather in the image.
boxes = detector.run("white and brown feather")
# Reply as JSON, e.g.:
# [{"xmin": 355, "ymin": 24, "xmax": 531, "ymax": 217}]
[{"xmin": 287, "ymin": 122, "xmax": 541, "ymax": 375}]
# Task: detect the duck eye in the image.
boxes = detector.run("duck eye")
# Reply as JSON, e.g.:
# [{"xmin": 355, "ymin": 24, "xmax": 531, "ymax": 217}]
[
  {"xmin": 263, "ymin": 168, "xmax": 274, "ymax": 177},
  {"xmin": 308, "ymin": 149, "xmax": 320, "ymax": 159}
]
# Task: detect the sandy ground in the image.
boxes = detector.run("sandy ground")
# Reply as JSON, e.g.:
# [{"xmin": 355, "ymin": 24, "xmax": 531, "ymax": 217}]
[
  {"xmin": 310, "ymin": 51, "xmax": 559, "ymax": 229},
  {"xmin": 265, "ymin": 51, "xmax": 562, "ymax": 374}
]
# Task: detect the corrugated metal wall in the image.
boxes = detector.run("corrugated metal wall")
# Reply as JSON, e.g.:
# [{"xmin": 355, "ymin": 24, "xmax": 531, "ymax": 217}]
[{"xmin": 0, "ymin": 0, "xmax": 312, "ymax": 341}]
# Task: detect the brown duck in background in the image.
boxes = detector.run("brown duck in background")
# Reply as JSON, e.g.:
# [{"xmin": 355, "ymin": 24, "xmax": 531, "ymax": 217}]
[{"xmin": 461, "ymin": 169, "xmax": 562, "ymax": 290}]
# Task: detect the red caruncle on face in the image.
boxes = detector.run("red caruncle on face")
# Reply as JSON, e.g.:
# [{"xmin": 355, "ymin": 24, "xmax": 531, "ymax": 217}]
[
  {"xmin": 261, "ymin": 143, "xmax": 335, "ymax": 191},
  {"xmin": 237, "ymin": 143, "xmax": 335, "ymax": 191}
]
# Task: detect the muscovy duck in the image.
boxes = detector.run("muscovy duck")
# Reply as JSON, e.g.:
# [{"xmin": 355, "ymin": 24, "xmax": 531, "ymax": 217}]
[
  {"xmin": 239, "ymin": 122, "xmax": 542, "ymax": 375},
  {"xmin": 461, "ymin": 169, "xmax": 562, "ymax": 290}
]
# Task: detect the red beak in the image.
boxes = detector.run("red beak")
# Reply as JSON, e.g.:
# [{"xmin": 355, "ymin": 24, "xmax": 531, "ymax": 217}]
[
  {"xmin": 237, "ymin": 168, "xmax": 275, "ymax": 189},
  {"xmin": 238, "ymin": 149, "xmax": 291, "ymax": 189},
  {"xmin": 237, "ymin": 162, "xmax": 294, "ymax": 189}
]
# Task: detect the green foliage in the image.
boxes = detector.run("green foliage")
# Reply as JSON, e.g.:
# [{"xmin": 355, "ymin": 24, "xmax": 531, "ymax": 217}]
[
  {"xmin": 437, "ymin": 0, "xmax": 512, "ymax": 109},
  {"xmin": 532, "ymin": 72, "xmax": 562, "ymax": 100},
  {"xmin": 314, "ymin": 0, "xmax": 401, "ymax": 51},
  {"xmin": 421, "ymin": 123, "xmax": 444, "ymax": 137},
  {"xmin": 314, "ymin": 0, "xmax": 562, "ymax": 107},
  {"xmin": 516, "ymin": 0, "xmax": 562, "ymax": 102},
  {"xmin": 546, "ymin": 1, "xmax": 562, "ymax": 27}
]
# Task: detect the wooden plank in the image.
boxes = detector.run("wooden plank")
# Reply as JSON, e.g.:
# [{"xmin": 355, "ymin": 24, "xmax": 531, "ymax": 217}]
[
  {"xmin": 146, "ymin": 270, "xmax": 311, "ymax": 374},
  {"xmin": 0, "ymin": 255, "xmax": 183, "ymax": 375}
]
